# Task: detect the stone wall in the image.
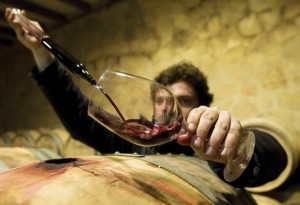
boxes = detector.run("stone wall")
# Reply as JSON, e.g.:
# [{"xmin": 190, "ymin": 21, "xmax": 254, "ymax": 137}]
[{"xmin": 0, "ymin": 0, "xmax": 300, "ymax": 136}]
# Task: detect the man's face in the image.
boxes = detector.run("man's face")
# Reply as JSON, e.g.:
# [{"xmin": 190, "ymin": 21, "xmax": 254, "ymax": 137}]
[
  {"xmin": 166, "ymin": 81, "xmax": 200, "ymax": 120},
  {"xmin": 153, "ymin": 88, "xmax": 174, "ymax": 123}
]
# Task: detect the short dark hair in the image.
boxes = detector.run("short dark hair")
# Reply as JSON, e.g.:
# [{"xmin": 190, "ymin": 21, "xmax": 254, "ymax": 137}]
[{"xmin": 154, "ymin": 61, "xmax": 213, "ymax": 106}]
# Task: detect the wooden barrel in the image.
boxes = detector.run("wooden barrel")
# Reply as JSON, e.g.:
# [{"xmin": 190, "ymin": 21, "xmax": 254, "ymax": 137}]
[
  {"xmin": 0, "ymin": 131, "xmax": 15, "ymax": 146},
  {"xmin": 0, "ymin": 147, "xmax": 60, "ymax": 173},
  {"xmin": 35, "ymin": 128, "xmax": 70, "ymax": 156},
  {"xmin": 63, "ymin": 137, "xmax": 97, "ymax": 157},
  {"xmin": 0, "ymin": 154, "xmax": 257, "ymax": 204},
  {"xmin": 11, "ymin": 130, "xmax": 41, "ymax": 147},
  {"xmin": 0, "ymin": 136, "xmax": 9, "ymax": 147}
]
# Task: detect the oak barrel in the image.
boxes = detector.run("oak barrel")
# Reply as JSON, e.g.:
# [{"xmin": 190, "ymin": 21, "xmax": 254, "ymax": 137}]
[
  {"xmin": 0, "ymin": 131, "xmax": 14, "ymax": 146},
  {"xmin": 63, "ymin": 137, "xmax": 97, "ymax": 157},
  {"xmin": 11, "ymin": 130, "xmax": 41, "ymax": 147},
  {"xmin": 0, "ymin": 154, "xmax": 256, "ymax": 205},
  {"xmin": 0, "ymin": 147, "xmax": 60, "ymax": 172},
  {"xmin": 36, "ymin": 128, "xmax": 70, "ymax": 156}
]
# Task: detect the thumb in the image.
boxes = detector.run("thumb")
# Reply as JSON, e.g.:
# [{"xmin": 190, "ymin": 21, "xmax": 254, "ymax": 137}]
[{"xmin": 176, "ymin": 131, "xmax": 192, "ymax": 146}]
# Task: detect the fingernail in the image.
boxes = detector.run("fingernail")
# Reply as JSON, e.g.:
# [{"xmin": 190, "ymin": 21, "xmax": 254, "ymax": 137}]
[
  {"xmin": 193, "ymin": 137, "xmax": 203, "ymax": 149},
  {"xmin": 187, "ymin": 123, "xmax": 196, "ymax": 131},
  {"xmin": 205, "ymin": 146, "xmax": 216, "ymax": 157},
  {"xmin": 221, "ymin": 147, "xmax": 228, "ymax": 157}
]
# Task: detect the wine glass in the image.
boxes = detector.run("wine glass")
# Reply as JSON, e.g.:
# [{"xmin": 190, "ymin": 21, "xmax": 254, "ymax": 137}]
[
  {"xmin": 88, "ymin": 69, "xmax": 255, "ymax": 182},
  {"xmin": 88, "ymin": 69, "xmax": 184, "ymax": 147},
  {"xmin": 223, "ymin": 130, "xmax": 255, "ymax": 182}
]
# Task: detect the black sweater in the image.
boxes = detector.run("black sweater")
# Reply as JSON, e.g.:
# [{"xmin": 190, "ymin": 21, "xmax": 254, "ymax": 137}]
[{"xmin": 30, "ymin": 60, "xmax": 287, "ymax": 188}]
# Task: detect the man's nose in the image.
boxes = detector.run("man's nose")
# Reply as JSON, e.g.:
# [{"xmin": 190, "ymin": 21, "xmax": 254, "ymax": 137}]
[{"xmin": 161, "ymin": 100, "xmax": 171, "ymax": 110}]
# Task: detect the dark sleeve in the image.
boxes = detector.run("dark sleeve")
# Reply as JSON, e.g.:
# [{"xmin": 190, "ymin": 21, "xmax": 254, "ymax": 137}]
[
  {"xmin": 208, "ymin": 129, "xmax": 287, "ymax": 188},
  {"xmin": 30, "ymin": 60, "xmax": 136, "ymax": 154}
]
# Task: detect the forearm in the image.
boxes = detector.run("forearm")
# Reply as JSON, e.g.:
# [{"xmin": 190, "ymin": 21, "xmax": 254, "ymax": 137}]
[{"xmin": 29, "ymin": 59, "xmax": 116, "ymax": 151}]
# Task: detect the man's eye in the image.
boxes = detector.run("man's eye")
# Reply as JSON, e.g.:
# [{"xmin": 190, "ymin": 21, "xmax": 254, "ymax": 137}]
[
  {"xmin": 166, "ymin": 98, "xmax": 173, "ymax": 105},
  {"xmin": 178, "ymin": 98, "xmax": 192, "ymax": 107},
  {"xmin": 155, "ymin": 98, "xmax": 163, "ymax": 104}
]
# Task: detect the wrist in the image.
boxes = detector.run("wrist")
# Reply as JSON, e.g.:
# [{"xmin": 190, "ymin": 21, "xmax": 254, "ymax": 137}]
[{"xmin": 32, "ymin": 47, "xmax": 54, "ymax": 71}]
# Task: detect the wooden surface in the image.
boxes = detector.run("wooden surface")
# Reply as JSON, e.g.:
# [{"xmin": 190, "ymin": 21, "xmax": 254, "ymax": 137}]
[
  {"xmin": 0, "ymin": 128, "xmax": 97, "ymax": 157},
  {"xmin": 0, "ymin": 147, "xmax": 60, "ymax": 172},
  {"xmin": 0, "ymin": 154, "xmax": 256, "ymax": 205}
]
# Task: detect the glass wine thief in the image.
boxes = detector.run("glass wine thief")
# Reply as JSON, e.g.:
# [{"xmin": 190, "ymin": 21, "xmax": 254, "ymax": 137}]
[{"xmin": 12, "ymin": 8, "xmax": 96, "ymax": 85}]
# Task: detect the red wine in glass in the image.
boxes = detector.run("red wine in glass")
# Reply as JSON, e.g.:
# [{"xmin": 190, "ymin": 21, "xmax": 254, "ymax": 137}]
[{"xmin": 89, "ymin": 105, "xmax": 183, "ymax": 146}]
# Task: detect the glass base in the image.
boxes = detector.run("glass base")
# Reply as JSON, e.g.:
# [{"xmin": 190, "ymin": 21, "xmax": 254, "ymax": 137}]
[{"xmin": 223, "ymin": 131, "xmax": 255, "ymax": 182}]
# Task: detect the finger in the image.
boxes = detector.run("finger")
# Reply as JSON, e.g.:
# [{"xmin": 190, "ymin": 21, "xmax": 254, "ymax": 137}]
[
  {"xmin": 177, "ymin": 106, "xmax": 206, "ymax": 146},
  {"xmin": 5, "ymin": 8, "xmax": 22, "ymax": 34},
  {"xmin": 4, "ymin": 8, "xmax": 12, "ymax": 19},
  {"xmin": 220, "ymin": 117, "xmax": 242, "ymax": 160},
  {"xmin": 205, "ymin": 110, "xmax": 230, "ymax": 158},
  {"xmin": 20, "ymin": 9, "xmax": 26, "ymax": 16},
  {"xmin": 190, "ymin": 107, "xmax": 218, "ymax": 150},
  {"xmin": 5, "ymin": 8, "xmax": 18, "ymax": 26},
  {"xmin": 31, "ymin": 20, "xmax": 44, "ymax": 31},
  {"xmin": 176, "ymin": 131, "xmax": 192, "ymax": 146},
  {"xmin": 186, "ymin": 106, "xmax": 207, "ymax": 133},
  {"xmin": 5, "ymin": 8, "xmax": 15, "ymax": 27}
]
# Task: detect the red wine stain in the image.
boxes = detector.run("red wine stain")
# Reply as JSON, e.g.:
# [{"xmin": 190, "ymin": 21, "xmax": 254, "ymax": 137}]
[{"xmin": 0, "ymin": 158, "xmax": 99, "ymax": 203}]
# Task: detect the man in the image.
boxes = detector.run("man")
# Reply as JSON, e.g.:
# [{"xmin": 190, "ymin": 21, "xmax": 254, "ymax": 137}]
[{"xmin": 5, "ymin": 8, "xmax": 288, "ymax": 188}]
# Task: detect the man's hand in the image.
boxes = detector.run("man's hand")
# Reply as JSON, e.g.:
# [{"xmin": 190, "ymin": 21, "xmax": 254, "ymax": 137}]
[{"xmin": 177, "ymin": 106, "xmax": 242, "ymax": 163}]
